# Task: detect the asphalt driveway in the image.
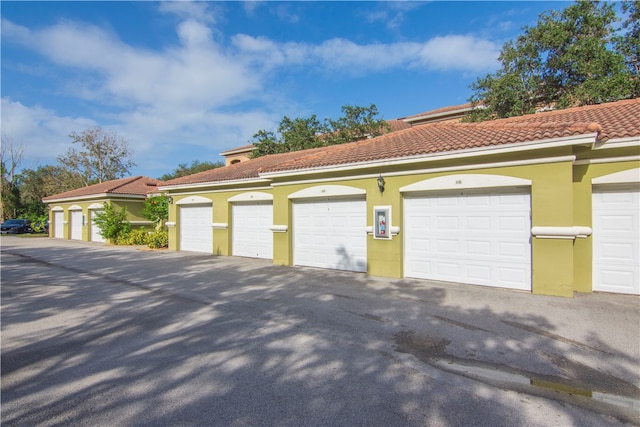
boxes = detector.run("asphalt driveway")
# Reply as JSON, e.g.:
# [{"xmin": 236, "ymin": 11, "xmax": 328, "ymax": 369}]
[{"xmin": 1, "ymin": 236, "xmax": 639, "ymax": 426}]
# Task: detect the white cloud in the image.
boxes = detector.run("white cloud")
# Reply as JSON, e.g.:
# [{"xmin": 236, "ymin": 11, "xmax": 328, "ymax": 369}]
[
  {"xmin": 0, "ymin": 98, "xmax": 95, "ymax": 168},
  {"xmin": 157, "ymin": 1, "xmax": 217, "ymax": 24},
  {"xmin": 363, "ymin": 2, "xmax": 425, "ymax": 30},
  {"xmin": 231, "ymin": 35, "xmax": 500, "ymax": 74},
  {"xmin": 4, "ymin": 19, "xmax": 259, "ymax": 110},
  {"xmin": 416, "ymin": 35, "xmax": 501, "ymax": 71},
  {"xmin": 1, "ymin": 13, "xmax": 500, "ymax": 176}
]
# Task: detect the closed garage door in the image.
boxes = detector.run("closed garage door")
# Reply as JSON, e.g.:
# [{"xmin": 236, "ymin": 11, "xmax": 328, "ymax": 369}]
[
  {"xmin": 90, "ymin": 210, "xmax": 105, "ymax": 243},
  {"xmin": 592, "ymin": 188, "xmax": 639, "ymax": 295},
  {"xmin": 293, "ymin": 197, "xmax": 367, "ymax": 272},
  {"xmin": 53, "ymin": 211, "xmax": 64, "ymax": 238},
  {"xmin": 180, "ymin": 204, "xmax": 212, "ymax": 253},
  {"xmin": 404, "ymin": 189, "xmax": 531, "ymax": 290},
  {"xmin": 232, "ymin": 202, "xmax": 273, "ymax": 259},
  {"xmin": 70, "ymin": 210, "xmax": 83, "ymax": 240}
]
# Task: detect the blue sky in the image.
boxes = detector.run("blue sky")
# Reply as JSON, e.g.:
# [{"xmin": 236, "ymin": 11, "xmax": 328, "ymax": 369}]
[{"xmin": 2, "ymin": 1, "xmax": 571, "ymax": 179}]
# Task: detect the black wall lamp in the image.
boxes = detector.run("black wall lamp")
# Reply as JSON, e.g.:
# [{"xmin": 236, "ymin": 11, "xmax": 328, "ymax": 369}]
[
  {"xmin": 377, "ymin": 174, "xmax": 385, "ymax": 194},
  {"xmin": 166, "ymin": 195, "xmax": 174, "ymax": 204}
]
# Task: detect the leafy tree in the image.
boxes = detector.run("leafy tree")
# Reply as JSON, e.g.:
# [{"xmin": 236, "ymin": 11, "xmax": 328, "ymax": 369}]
[
  {"xmin": 252, "ymin": 115, "xmax": 327, "ymax": 157},
  {"xmin": 17, "ymin": 165, "xmax": 80, "ymax": 216},
  {"xmin": 160, "ymin": 160, "xmax": 224, "ymax": 181},
  {"xmin": 92, "ymin": 202, "xmax": 131, "ymax": 244},
  {"xmin": 615, "ymin": 1, "xmax": 640, "ymax": 95},
  {"xmin": 0, "ymin": 137, "xmax": 23, "ymax": 221},
  {"xmin": 16, "ymin": 169, "xmax": 48, "ymax": 220},
  {"xmin": 324, "ymin": 104, "xmax": 390, "ymax": 145},
  {"xmin": 14, "ymin": 165, "xmax": 87, "ymax": 228},
  {"xmin": 58, "ymin": 127, "xmax": 136, "ymax": 187},
  {"xmin": 468, "ymin": 1, "xmax": 638, "ymax": 121},
  {"xmin": 141, "ymin": 195, "xmax": 169, "ymax": 229},
  {"xmin": 251, "ymin": 104, "xmax": 389, "ymax": 158}
]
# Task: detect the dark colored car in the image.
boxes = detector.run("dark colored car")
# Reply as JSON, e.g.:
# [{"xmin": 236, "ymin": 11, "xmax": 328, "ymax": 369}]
[{"xmin": 0, "ymin": 219, "xmax": 33, "ymax": 234}]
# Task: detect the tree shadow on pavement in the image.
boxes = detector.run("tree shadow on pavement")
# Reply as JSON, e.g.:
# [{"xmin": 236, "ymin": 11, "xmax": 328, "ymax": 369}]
[{"xmin": 1, "ymin": 238, "xmax": 639, "ymax": 426}]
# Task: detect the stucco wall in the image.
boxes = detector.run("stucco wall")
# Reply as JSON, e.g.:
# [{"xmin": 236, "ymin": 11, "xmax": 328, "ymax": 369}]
[
  {"xmin": 48, "ymin": 198, "xmax": 150, "ymax": 242},
  {"xmin": 572, "ymin": 160, "xmax": 640, "ymax": 293},
  {"xmin": 163, "ymin": 141, "xmax": 639, "ymax": 298}
]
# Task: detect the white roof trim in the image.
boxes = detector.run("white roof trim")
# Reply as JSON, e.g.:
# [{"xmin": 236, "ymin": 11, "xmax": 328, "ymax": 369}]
[
  {"xmin": 43, "ymin": 193, "xmax": 144, "ymax": 203},
  {"xmin": 228, "ymin": 191, "xmax": 273, "ymax": 202},
  {"xmin": 592, "ymin": 168, "xmax": 640, "ymax": 185},
  {"xmin": 593, "ymin": 136, "xmax": 640, "ymax": 150},
  {"xmin": 176, "ymin": 195, "xmax": 212, "ymax": 205},
  {"xmin": 574, "ymin": 155, "xmax": 640, "ymax": 166},
  {"xmin": 400, "ymin": 174, "xmax": 531, "ymax": 193},
  {"xmin": 159, "ymin": 178, "xmax": 271, "ymax": 192},
  {"xmin": 288, "ymin": 185, "xmax": 366, "ymax": 199}
]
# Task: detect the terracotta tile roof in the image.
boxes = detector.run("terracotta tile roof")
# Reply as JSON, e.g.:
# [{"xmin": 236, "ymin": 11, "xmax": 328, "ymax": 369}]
[
  {"xmin": 162, "ymin": 98, "xmax": 639, "ymax": 186},
  {"xmin": 218, "ymin": 120, "xmax": 411, "ymax": 159},
  {"xmin": 43, "ymin": 176, "xmax": 164, "ymax": 201},
  {"xmin": 163, "ymin": 150, "xmax": 316, "ymax": 186},
  {"xmin": 266, "ymin": 98, "xmax": 640, "ymax": 173},
  {"xmin": 386, "ymin": 119, "xmax": 412, "ymax": 132}
]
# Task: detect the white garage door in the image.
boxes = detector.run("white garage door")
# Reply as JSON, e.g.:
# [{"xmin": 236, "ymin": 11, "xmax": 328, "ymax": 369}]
[
  {"xmin": 404, "ymin": 189, "xmax": 531, "ymax": 290},
  {"xmin": 70, "ymin": 210, "xmax": 83, "ymax": 241},
  {"xmin": 592, "ymin": 188, "xmax": 640, "ymax": 295},
  {"xmin": 180, "ymin": 204, "xmax": 212, "ymax": 253},
  {"xmin": 90, "ymin": 210, "xmax": 105, "ymax": 243},
  {"xmin": 53, "ymin": 211, "xmax": 64, "ymax": 238},
  {"xmin": 232, "ymin": 202, "xmax": 273, "ymax": 259},
  {"xmin": 293, "ymin": 197, "xmax": 367, "ymax": 272}
]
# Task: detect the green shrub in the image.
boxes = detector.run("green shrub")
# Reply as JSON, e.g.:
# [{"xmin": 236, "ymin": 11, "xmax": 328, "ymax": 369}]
[
  {"xmin": 27, "ymin": 214, "xmax": 48, "ymax": 233},
  {"xmin": 147, "ymin": 229, "xmax": 168, "ymax": 249},
  {"xmin": 93, "ymin": 202, "xmax": 131, "ymax": 244},
  {"xmin": 123, "ymin": 228, "xmax": 149, "ymax": 245},
  {"xmin": 141, "ymin": 195, "xmax": 169, "ymax": 229}
]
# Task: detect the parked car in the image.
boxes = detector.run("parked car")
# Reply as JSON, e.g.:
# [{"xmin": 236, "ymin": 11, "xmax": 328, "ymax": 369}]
[{"xmin": 0, "ymin": 219, "xmax": 33, "ymax": 234}]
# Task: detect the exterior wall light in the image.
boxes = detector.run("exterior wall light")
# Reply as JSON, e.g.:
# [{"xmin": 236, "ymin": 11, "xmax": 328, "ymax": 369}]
[
  {"xmin": 166, "ymin": 195, "xmax": 174, "ymax": 204},
  {"xmin": 377, "ymin": 174, "xmax": 385, "ymax": 194}
]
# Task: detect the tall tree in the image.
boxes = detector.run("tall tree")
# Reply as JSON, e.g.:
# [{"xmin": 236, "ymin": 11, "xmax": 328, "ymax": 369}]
[
  {"xmin": 251, "ymin": 104, "xmax": 389, "ymax": 158},
  {"xmin": 468, "ymin": 1, "xmax": 638, "ymax": 121},
  {"xmin": 58, "ymin": 127, "xmax": 136, "ymax": 186},
  {"xmin": 324, "ymin": 104, "xmax": 390, "ymax": 145},
  {"xmin": 252, "ymin": 115, "xmax": 327, "ymax": 157},
  {"xmin": 16, "ymin": 165, "xmax": 83, "ymax": 220},
  {"xmin": 615, "ymin": 1, "xmax": 640, "ymax": 94},
  {"xmin": 160, "ymin": 160, "xmax": 224, "ymax": 181},
  {"xmin": 0, "ymin": 137, "xmax": 23, "ymax": 221}
]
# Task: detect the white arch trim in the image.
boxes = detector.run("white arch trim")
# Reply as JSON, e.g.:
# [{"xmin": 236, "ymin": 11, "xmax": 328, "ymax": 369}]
[
  {"xmin": 592, "ymin": 168, "xmax": 640, "ymax": 185},
  {"xmin": 400, "ymin": 174, "xmax": 531, "ymax": 193},
  {"xmin": 88, "ymin": 203, "xmax": 104, "ymax": 209},
  {"xmin": 68, "ymin": 204, "xmax": 82, "ymax": 211},
  {"xmin": 175, "ymin": 195, "xmax": 212, "ymax": 205},
  {"xmin": 51, "ymin": 206, "xmax": 64, "ymax": 212},
  {"xmin": 228, "ymin": 191, "xmax": 273, "ymax": 202},
  {"xmin": 288, "ymin": 185, "xmax": 366, "ymax": 199}
]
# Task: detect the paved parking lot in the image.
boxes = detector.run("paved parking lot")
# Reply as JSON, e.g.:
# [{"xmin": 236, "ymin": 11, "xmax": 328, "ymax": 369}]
[{"xmin": 2, "ymin": 236, "xmax": 639, "ymax": 426}]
